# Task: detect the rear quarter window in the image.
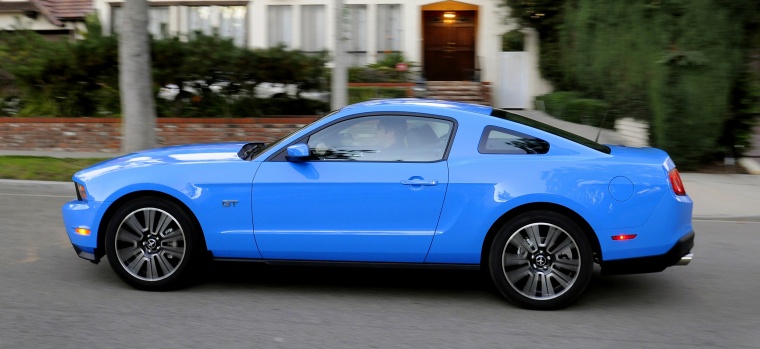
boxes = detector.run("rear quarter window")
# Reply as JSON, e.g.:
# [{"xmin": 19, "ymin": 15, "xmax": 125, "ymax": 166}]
[
  {"xmin": 490, "ymin": 108, "xmax": 611, "ymax": 154},
  {"xmin": 478, "ymin": 126, "xmax": 550, "ymax": 154}
]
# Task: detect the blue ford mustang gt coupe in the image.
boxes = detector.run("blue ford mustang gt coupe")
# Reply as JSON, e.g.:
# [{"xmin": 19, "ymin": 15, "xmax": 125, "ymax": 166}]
[{"xmin": 62, "ymin": 99, "xmax": 694, "ymax": 309}]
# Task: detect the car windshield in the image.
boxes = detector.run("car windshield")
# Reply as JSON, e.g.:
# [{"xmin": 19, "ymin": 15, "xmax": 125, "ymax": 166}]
[
  {"xmin": 247, "ymin": 110, "xmax": 340, "ymax": 159},
  {"xmin": 490, "ymin": 108, "xmax": 611, "ymax": 154}
]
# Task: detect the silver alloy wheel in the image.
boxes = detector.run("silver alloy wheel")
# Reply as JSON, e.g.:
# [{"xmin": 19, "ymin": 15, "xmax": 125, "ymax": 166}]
[
  {"xmin": 501, "ymin": 222, "xmax": 581, "ymax": 300},
  {"xmin": 114, "ymin": 208, "xmax": 186, "ymax": 282}
]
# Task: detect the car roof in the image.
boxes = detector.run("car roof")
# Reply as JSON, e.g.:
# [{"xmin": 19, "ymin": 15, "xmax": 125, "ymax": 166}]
[{"xmin": 341, "ymin": 98, "xmax": 494, "ymax": 116}]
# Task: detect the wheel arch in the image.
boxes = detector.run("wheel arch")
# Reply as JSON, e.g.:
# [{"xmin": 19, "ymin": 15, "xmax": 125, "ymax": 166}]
[
  {"xmin": 480, "ymin": 202, "xmax": 602, "ymax": 267},
  {"xmin": 95, "ymin": 190, "xmax": 208, "ymax": 261}
]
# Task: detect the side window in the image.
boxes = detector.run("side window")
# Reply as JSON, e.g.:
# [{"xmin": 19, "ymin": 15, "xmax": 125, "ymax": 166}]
[
  {"xmin": 478, "ymin": 126, "xmax": 549, "ymax": 154},
  {"xmin": 306, "ymin": 115, "xmax": 453, "ymax": 162}
]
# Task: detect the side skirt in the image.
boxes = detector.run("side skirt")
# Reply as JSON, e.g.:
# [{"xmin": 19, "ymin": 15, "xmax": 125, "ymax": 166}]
[{"xmin": 213, "ymin": 258, "xmax": 481, "ymax": 271}]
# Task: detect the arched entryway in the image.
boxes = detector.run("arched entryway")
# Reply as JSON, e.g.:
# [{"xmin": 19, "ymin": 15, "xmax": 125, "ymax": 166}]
[{"xmin": 421, "ymin": 1, "xmax": 479, "ymax": 81}]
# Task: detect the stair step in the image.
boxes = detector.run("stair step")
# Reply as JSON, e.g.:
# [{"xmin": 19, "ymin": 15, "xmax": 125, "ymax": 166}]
[
  {"xmin": 426, "ymin": 90, "xmax": 482, "ymax": 96},
  {"xmin": 426, "ymin": 81, "xmax": 482, "ymax": 86},
  {"xmin": 423, "ymin": 81, "xmax": 490, "ymax": 106},
  {"xmin": 426, "ymin": 87, "xmax": 482, "ymax": 93},
  {"xmin": 427, "ymin": 96, "xmax": 486, "ymax": 102}
]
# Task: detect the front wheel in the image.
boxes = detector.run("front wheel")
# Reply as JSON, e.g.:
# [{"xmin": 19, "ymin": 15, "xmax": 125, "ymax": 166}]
[
  {"xmin": 105, "ymin": 197, "xmax": 202, "ymax": 291},
  {"xmin": 488, "ymin": 211, "xmax": 593, "ymax": 310}
]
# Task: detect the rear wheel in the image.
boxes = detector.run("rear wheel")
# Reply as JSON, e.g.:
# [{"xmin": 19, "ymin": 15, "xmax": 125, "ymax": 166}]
[
  {"xmin": 105, "ymin": 197, "xmax": 202, "ymax": 290},
  {"xmin": 488, "ymin": 211, "xmax": 593, "ymax": 310}
]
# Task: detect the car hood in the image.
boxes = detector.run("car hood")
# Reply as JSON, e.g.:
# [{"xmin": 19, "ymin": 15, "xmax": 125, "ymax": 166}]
[{"xmin": 74, "ymin": 143, "xmax": 246, "ymax": 181}]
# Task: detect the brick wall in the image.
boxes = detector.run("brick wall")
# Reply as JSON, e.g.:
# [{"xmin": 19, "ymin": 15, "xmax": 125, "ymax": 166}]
[{"xmin": 0, "ymin": 117, "xmax": 319, "ymax": 153}]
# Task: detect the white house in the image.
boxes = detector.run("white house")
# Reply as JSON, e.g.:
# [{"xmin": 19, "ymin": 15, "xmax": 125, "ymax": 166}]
[{"xmin": 94, "ymin": 0, "xmax": 552, "ymax": 107}]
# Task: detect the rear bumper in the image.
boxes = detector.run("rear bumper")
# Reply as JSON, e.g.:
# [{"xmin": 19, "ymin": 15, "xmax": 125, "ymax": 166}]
[{"xmin": 601, "ymin": 230, "xmax": 694, "ymax": 275}]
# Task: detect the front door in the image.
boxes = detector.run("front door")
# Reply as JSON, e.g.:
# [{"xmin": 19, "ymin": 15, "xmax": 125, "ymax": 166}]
[
  {"xmin": 251, "ymin": 115, "xmax": 455, "ymax": 263},
  {"xmin": 423, "ymin": 11, "xmax": 476, "ymax": 81}
]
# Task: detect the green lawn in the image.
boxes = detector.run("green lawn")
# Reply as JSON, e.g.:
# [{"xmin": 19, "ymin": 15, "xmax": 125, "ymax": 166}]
[{"xmin": 0, "ymin": 156, "xmax": 108, "ymax": 182}]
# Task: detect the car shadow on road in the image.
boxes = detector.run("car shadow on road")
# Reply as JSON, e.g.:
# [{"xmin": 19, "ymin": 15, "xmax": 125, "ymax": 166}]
[
  {"xmin": 200, "ymin": 261, "xmax": 493, "ymax": 294},
  {"xmin": 192, "ymin": 261, "xmax": 682, "ymax": 309}
]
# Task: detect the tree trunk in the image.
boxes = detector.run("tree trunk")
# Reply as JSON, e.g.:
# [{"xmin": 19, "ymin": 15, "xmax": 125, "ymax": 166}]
[
  {"xmin": 331, "ymin": 0, "xmax": 348, "ymax": 109},
  {"xmin": 119, "ymin": 0, "xmax": 156, "ymax": 153}
]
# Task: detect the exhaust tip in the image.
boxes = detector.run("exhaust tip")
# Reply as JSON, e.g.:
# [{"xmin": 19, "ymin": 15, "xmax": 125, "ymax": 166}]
[{"xmin": 677, "ymin": 252, "xmax": 693, "ymax": 266}]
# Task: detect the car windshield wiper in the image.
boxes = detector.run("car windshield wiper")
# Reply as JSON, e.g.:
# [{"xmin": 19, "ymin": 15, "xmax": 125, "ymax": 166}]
[{"xmin": 238, "ymin": 142, "xmax": 266, "ymax": 161}]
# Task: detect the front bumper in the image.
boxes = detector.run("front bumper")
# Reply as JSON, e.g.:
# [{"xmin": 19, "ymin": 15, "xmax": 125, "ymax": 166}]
[
  {"xmin": 73, "ymin": 244, "xmax": 101, "ymax": 263},
  {"xmin": 62, "ymin": 199, "xmax": 106, "ymax": 264},
  {"xmin": 600, "ymin": 230, "xmax": 694, "ymax": 275}
]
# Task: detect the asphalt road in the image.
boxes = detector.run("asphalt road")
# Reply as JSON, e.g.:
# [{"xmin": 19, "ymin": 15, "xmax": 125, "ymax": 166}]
[{"xmin": 1, "ymin": 181, "xmax": 758, "ymax": 349}]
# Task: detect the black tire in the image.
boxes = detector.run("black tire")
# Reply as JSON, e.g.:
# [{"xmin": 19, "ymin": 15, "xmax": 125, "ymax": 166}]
[
  {"xmin": 488, "ymin": 210, "xmax": 593, "ymax": 310},
  {"xmin": 105, "ymin": 197, "xmax": 203, "ymax": 291}
]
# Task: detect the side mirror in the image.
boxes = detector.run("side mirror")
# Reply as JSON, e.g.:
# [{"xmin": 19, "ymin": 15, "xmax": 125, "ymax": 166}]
[{"xmin": 286, "ymin": 144, "xmax": 310, "ymax": 161}]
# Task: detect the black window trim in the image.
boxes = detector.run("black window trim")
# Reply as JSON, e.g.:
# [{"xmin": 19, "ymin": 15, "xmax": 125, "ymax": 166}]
[{"xmin": 490, "ymin": 108, "xmax": 612, "ymax": 154}]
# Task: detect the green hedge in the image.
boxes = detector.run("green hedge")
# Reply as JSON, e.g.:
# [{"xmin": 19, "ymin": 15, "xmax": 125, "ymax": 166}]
[
  {"xmin": 507, "ymin": 0, "xmax": 760, "ymax": 168},
  {"xmin": 0, "ymin": 16, "xmax": 328, "ymax": 117},
  {"xmin": 558, "ymin": 0, "xmax": 756, "ymax": 167},
  {"xmin": 502, "ymin": 29, "xmax": 525, "ymax": 52},
  {"xmin": 348, "ymin": 87, "xmax": 407, "ymax": 104},
  {"xmin": 536, "ymin": 92, "xmax": 612, "ymax": 129},
  {"xmin": 535, "ymin": 91, "xmax": 583, "ymax": 117},
  {"xmin": 348, "ymin": 67, "xmax": 409, "ymax": 83}
]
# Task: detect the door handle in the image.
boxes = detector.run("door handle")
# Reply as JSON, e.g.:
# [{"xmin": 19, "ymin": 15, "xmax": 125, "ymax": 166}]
[{"xmin": 400, "ymin": 179, "xmax": 438, "ymax": 186}]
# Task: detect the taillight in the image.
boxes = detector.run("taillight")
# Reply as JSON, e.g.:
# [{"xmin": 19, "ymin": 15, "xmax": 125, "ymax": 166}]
[{"xmin": 668, "ymin": 169, "xmax": 686, "ymax": 196}]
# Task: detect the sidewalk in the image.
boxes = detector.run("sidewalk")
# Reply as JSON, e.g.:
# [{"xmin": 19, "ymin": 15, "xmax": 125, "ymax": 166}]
[
  {"xmin": 1, "ymin": 110, "xmax": 759, "ymax": 221},
  {"xmin": 681, "ymin": 173, "xmax": 760, "ymax": 221}
]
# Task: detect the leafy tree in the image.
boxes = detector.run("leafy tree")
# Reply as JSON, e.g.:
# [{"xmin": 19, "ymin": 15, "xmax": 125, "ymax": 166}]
[{"xmin": 507, "ymin": 0, "xmax": 760, "ymax": 168}]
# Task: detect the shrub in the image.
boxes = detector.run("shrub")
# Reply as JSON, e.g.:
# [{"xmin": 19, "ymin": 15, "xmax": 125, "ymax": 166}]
[
  {"xmin": 347, "ymin": 67, "xmax": 409, "ymax": 83},
  {"xmin": 536, "ymin": 92, "xmax": 611, "ymax": 129},
  {"xmin": 502, "ymin": 30, "xmax": 525, "ymax": 52},
  {"xmin": 563, "ymin": 98, "xmax": 610, "ymax": 128},
  {"xmin": 509, "ymin": 0, "xmax": 760, "ymax": 168},
  {"xmin": 0, "ymin": 18, "xmax": 328, "ymax": 117},
  {"xmin": 535, "ymin": 91, "xmax": 583, "ymax": 117},
  {"xmin": 348, "ymin": 87, "xmax": 407, "ymax": 104}
]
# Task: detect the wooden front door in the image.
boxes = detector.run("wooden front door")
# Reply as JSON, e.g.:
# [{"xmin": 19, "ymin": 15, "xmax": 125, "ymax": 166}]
[{"xmin": 423, "ymin": 11, "xmax": 476, "ymax": 81}]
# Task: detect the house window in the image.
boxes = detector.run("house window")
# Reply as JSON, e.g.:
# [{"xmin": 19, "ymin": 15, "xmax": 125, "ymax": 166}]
[
  {"xmin": 268, "ymin": 5, "xmax": 292, "ymax": 48},
  {"xmin": 346, "ymin": 5, "xmax": 367, "ymax": 66},
  {"xmin": 301, "ymin": 5, "xmax": 326, "ymax": 54},
  {"xmin": 188, "ymin": 6, "xmax": 247, "ymax": 46},
  {"xmin": 112, "ymin": 6, "xmax": 170, "ymax": 39},
  {"xmin": 112, "ymin": 5, "xmax": 247, "ymax": 45},
  {"xmin": 377, "ymin": 4, "xmax": 402, "ymax": 60},
  {"xmin": 188, "ymin": 7, "xmax": 214, "ymax": 36},
  {"xmin": 219, "ymin": 7, "xmax": 247, "ymax": 46}
]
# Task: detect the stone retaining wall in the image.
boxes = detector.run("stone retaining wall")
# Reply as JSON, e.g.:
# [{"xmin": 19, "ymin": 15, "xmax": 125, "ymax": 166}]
[{"xmin": 0, "ymin": 117, "xmax": 319, "ymax": 153}]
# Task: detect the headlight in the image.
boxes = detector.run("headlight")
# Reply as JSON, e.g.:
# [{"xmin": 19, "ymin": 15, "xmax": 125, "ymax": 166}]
[{"xmin": 75, "ymin": 183, "xmax": 87, "ymax": 201}]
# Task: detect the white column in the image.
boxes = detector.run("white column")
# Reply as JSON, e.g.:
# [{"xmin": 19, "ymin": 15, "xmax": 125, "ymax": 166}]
[
  {"xmin": 403, "ymin": 3, "xmax": 419, "ymax": 63},
  {"xmin": 292, "ymin": 5, "xmax": 302, "ymax": 49},
  {"xmin": 250, "ymin": 1, "xmax": 267, "ymax": 48},
  {"xmin": 366, "ymin": 3, "xmax": 377, "ymax": 64},
  {"xmin": 169, "ymin": 6, "xmax": 180, "ymax": 36}
]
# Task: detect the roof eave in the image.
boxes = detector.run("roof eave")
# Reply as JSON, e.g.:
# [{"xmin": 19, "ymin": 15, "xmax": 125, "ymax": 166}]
[{"xmin": 29, "ymin": 0, "xmax": 64, "ymax": 27}]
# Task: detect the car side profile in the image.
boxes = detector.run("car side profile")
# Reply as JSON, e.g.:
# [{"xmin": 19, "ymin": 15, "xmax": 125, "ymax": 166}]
[{"xmin": 62, "ymin": 99, "xmax": 694, "ymax": 309}]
